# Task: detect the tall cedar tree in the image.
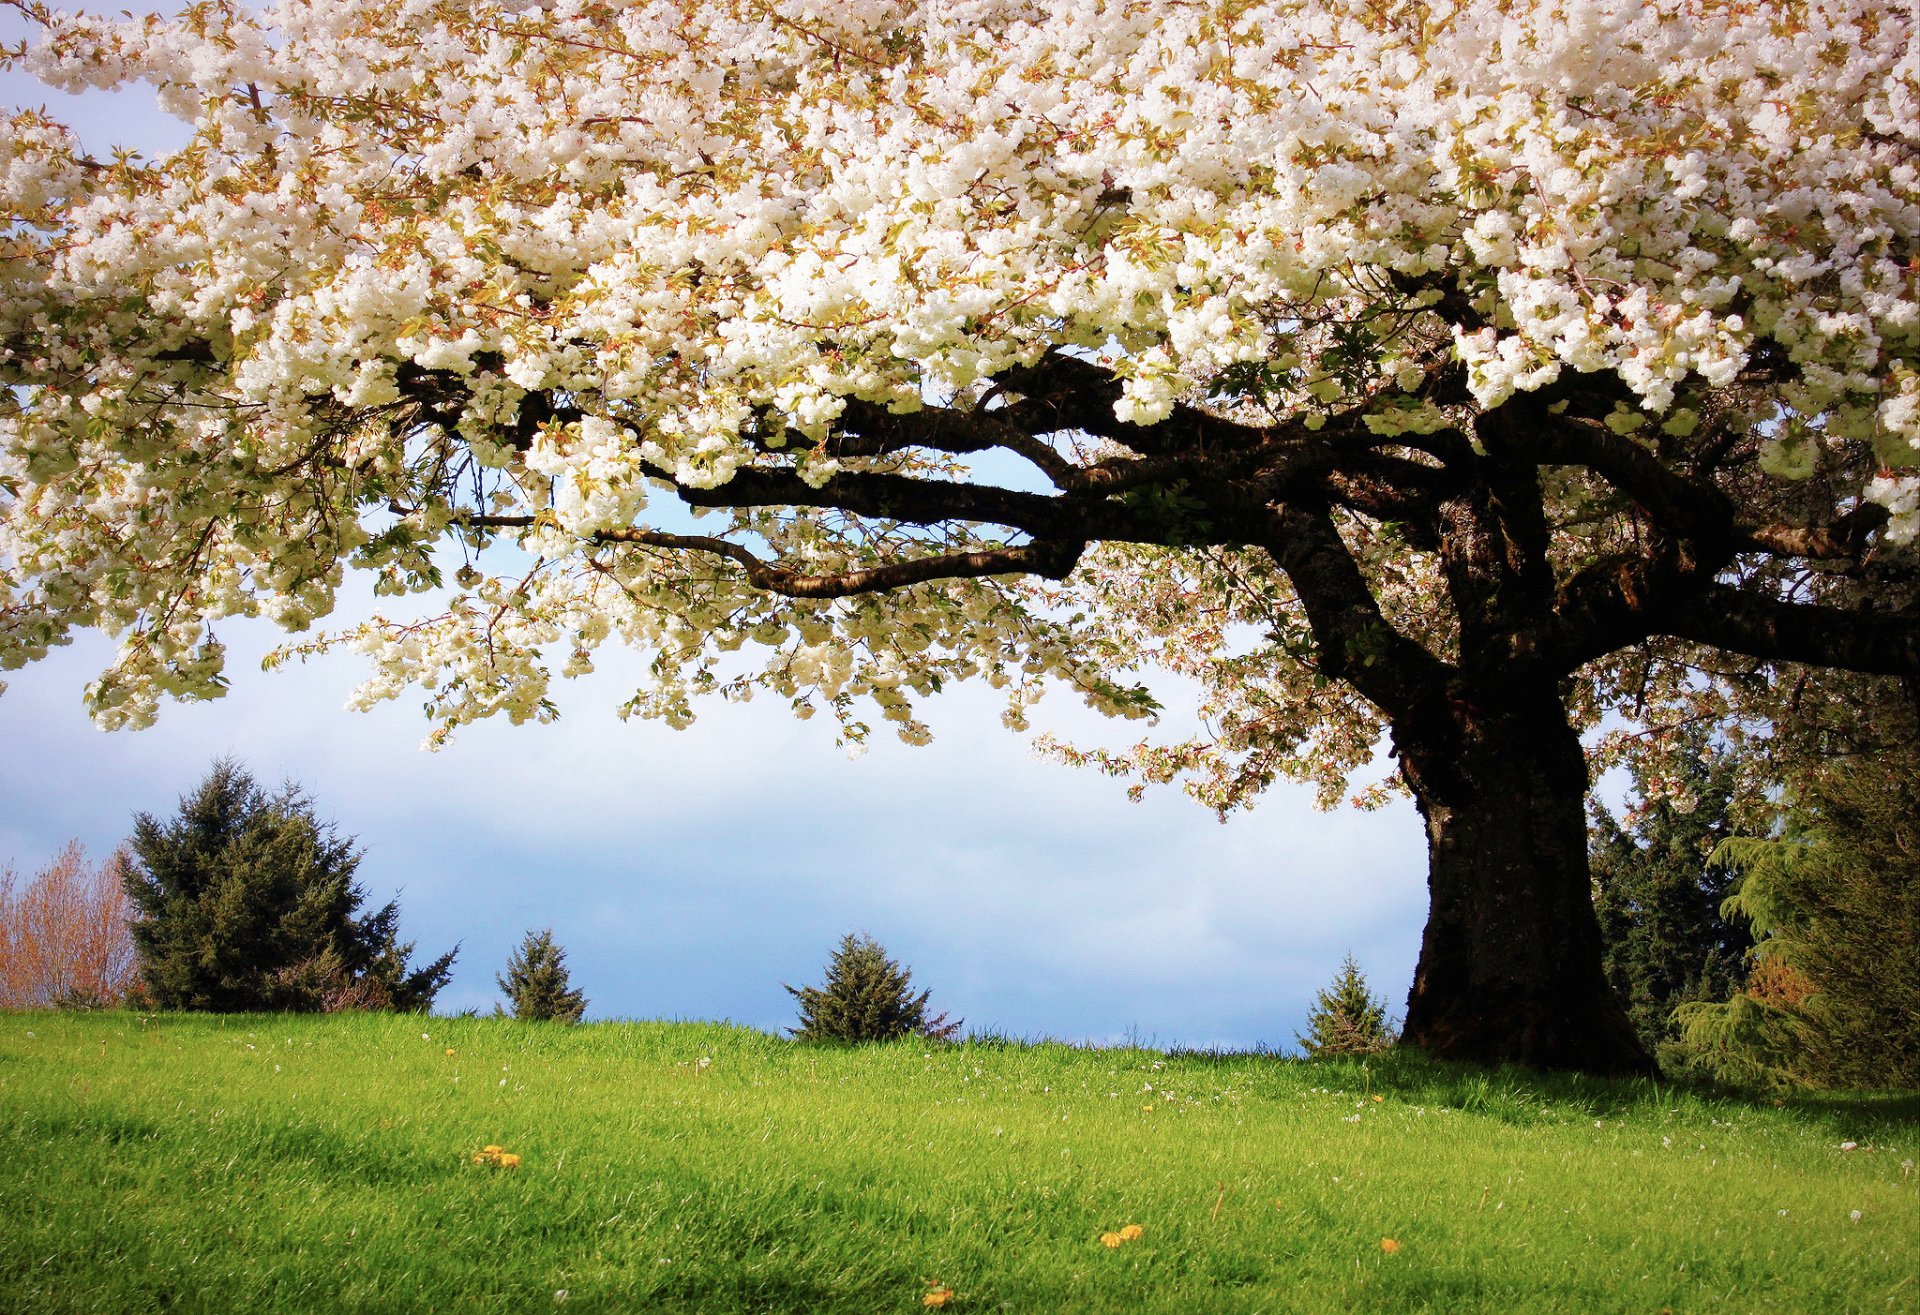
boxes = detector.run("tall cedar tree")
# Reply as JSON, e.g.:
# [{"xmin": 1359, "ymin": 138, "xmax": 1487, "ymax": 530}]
[
  {"xmin": 1296, "ymin": 955, "xmax": 1396, "ymax": 1058},
  {"xmin": 1677, "ymin": 704, "xmax": 1920, "ymax": 1090},
  {"xmin": 496, "ymin": 928, "xmax": 588, "ymax": 1023},
  {"xmin": 124, "ymin": 760, "xmax": 456, "ymax": 1011},
  {"xmin": 1589, "ymin": 729, "xmax": 1753, "ymax": 1055},
  {"xmin": 786, "ymin": 932, "xmax": 961, "ymax": 1043}
]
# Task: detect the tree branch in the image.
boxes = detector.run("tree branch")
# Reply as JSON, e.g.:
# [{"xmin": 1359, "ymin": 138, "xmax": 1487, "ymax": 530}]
[
  {"xmin": 466, "ymin": 516, "xmax": 1086, "ymax": 598},
  {"xmin": 995, "ymin": 351, "xmax": 1273, "ymax": 456},
  {"xmin": 1665, "ymin": 584, "xmax": 1920, "ymax": 679},
  {"xmin": 1259, "ymin": 505, "xmax": 1451, "ymax": 716},
  {"xmin": 1735, "ymin": 503, "xmax": 1891, "ymax": 563},
  {"xmin": 830, "ymin": 398, "xmax": 1081, "ymax": 488}
]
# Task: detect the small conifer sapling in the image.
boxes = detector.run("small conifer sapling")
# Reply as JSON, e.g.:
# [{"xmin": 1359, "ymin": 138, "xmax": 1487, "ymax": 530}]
[
  {"xmin": 497, "ymin": 928, "xmax": 588, "ymax": 1024},
  {"xmin": 1298, "ymin": 954, "xmax": 1397, "ymax": 1058},
  {"xmin": 786, "ymin": 932, "xmax": 961, "ymax": 1043}
]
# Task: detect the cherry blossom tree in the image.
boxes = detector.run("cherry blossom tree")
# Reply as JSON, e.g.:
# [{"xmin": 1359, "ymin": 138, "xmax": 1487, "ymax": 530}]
[{"xmin": 4, "ymin": 0, "xmax": 1918, "ymax": 1072}]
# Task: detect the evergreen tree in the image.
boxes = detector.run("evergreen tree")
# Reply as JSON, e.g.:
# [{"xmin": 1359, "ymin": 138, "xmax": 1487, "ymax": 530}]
[
  {"xmin": 496, "ymin": 928, "xmax": 587, "ymax": 1023},
  {"xmin": 786, "ymin": 932, "xmax": 961, "ymax": 1043},
  {"xmin": 124, "ymin": 759, "xmax": 456, "ymax": 1012},
  {"xmin": 1297, "ymin": 955, "xmax": 1395, "ymax": 1058},
  {"xmin": 1676, "ymin": 715, "xmax": 1920, "ymax": 1090},
  {"xmin": 1589, "ymin": 728, "xmax": 1754, "ymax": 1055}
]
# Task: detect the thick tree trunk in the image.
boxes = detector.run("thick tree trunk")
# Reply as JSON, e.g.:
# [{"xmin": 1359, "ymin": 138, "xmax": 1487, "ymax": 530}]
[{"xmin": 1393, "ymin": 683, "xmax": 1656, "ymax": 1076}]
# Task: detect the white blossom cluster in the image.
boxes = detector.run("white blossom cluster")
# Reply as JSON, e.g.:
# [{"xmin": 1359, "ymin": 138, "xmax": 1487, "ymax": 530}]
[{"xmin": 2, "ymin": 0, "xmax": 1916, "ymax": 739}]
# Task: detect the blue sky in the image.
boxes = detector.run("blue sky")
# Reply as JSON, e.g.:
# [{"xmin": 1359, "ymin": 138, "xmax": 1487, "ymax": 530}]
[{"xmin": 0, "ymin": 18, "xmax": 1430, "ymax": 1046}]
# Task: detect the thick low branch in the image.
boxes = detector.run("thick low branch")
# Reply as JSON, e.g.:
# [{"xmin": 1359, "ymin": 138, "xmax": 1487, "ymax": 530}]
[
  {"xmin": 996, "ymin": 351, "xmax": 1272, "ymax": 457},
  {"xmin": 468, "ymin": 515, "xmax": 1086, "ymax": 597},
  {"xmin": 831, "ymin": 398, "xmax": 1081, "ymax": 488},
  {"xmin": 1259, "ymin": 505, "xmax": 1451, "ymax": 717},
  {"xmin": 1526, "ymin": 409, "xmax": 1735, "ymax": 558},
  {"xmin": 1665, "ymin": 583, "xmax": 1920, "ymax": 678},
  {"xmin": 1735, "ymin": 504, "xmax": 1891, "ymax": 562},
  {"xmin": 666, "ymin": 465, "xmax": 1076, "ymax": 537},
  {"xmin": 1541, "ymin": 554, "xmax": 1677, "ymax": 671}
]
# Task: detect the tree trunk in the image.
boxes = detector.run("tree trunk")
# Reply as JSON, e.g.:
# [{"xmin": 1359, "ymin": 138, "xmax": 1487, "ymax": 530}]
[{"xmin": 1393, "ymin": 683, "xmax": 1656, "ymax": 1076}]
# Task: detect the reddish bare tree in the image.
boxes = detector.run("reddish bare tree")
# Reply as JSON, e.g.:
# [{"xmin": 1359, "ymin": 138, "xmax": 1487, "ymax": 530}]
[{"xmin": 0, "ymin": 842, "xmax": 139, "ymax": 1009}]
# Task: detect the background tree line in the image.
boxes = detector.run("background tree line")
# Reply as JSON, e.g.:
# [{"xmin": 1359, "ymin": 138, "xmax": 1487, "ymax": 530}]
[
  {"xmin": 4, "ymin": 729, "xmax": 1916, "ymax": 1088},
  {"xmin": 1591, "ymin": 677, "xmax": 1920, "ymax": 1090}
]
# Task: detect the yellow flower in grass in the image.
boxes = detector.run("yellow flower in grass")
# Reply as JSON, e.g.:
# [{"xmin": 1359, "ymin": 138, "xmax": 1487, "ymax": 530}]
[
  {"xmin": 1118, "ymin": 1224, "xmax": 1144, "ymax": 1242},
  {"xmin": 499, "ymin": 1153, "xmax": 522, "ymax": 1168},
  {"xmin": 483, "ymin": 1145, "xmax": 504, "ymax": 1154},
  {"xmin": 1380, "ymin": 1238, "xmax": 1400, "ymax": 1254},
  {"xmin": 1099, "ymin": 1232, "xmax": 1124, "ymax": 1248},
  {"xmin": 923, "ymin": 1284, "xmax": 954, "ymax": 1308}
]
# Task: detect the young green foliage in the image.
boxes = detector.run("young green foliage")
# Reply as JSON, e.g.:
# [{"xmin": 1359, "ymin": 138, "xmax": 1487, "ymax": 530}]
[
  {"xmin": 497, "ymin": 927, "xmax": 588, "ymax": 1024},
  {"xmin": 1297, "ymin": 955, "xmax": 1396, "ymax": 1059},
  {"xmin": 123, "ymin": 759, "xmax": 456, "ymax": 1012},
  {"xmin": 786, "ymin": 932, "xmax": 960, "ymax": 1043}
]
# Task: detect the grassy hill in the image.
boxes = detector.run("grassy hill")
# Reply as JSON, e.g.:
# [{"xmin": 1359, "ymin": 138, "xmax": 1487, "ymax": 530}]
[{"xmin": 1, "ymin": 1011, "xmax": 1913, "ymax": 1312}]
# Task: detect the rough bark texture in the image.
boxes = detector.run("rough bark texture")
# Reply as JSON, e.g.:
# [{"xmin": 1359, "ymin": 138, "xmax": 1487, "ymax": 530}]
[{"xmin": 1394, "ymin": 686, "xmax": 1656, "ymax": 1076}]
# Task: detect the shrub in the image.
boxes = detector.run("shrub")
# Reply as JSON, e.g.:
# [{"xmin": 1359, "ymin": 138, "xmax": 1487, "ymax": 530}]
[
  {"xmin": 1297, "ymin": 954, "xmax": 1397, "ymax": 1058},
  {"xmin": 497, "ymin": 928, "xmax": 587, "ymax": 1023},
  {"xmin": 125, "ymin": 759, "xmax": 456, "ymax": 1012},
  {"xmin": 0, "ymin": 842, "xmax": 139, "ymax": 1009},
  {"xmin": 786, "ymin": 932, "xmax": 961, "ymax": 1043}
]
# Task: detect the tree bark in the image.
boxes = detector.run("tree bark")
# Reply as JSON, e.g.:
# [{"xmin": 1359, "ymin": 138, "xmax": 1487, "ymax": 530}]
[{"xmin": 1392, "ymin": 682, "xmax": 1656, "ymax": 1076}]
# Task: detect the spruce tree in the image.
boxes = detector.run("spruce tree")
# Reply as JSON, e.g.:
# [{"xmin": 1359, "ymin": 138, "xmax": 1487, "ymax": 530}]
[
  {"xmin": 786, "ymin": 932, "xmax": 961, "ymax": 1043},
  {"xmin": 124, "ymin": 759, "xmax": 456, "ymax": 1012},
  {"xmin": 1297, "ymin": 955, "xmax": 1395, "ymax": 1058},
  {"xmin": 496, "ymin": 928, "xmax": 588, "ymax": 1023},
  {"xmin": 1589, "ymin": 728, "xmax": 1754, "ymax": 1053}
]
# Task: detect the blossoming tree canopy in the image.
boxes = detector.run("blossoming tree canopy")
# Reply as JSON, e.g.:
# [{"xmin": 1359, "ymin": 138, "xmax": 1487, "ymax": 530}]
[{"xmin": 5, "ymin": 0, "xmax": 1919, "ymax": 1071}]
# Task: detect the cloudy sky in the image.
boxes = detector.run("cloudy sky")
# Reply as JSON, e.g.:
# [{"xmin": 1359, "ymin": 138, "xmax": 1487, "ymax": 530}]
[{"xmin": 0, "ymin": 20, "xmax": 1430, "ymax": 1047}]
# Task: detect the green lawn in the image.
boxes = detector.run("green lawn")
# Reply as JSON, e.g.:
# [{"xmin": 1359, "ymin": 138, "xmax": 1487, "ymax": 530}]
[{"xmin": 1, "ymin": 1012, "xmax": 1913, "ymax": 1313}]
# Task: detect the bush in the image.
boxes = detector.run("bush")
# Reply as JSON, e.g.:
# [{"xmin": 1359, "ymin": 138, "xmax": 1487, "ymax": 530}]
[
  {"xmin": 786, "ymin": 932, "xmax": 960, "ymax": 1043},
  {"xmin": 0, "ymin": 841, "xmax": 139, "ymax": 1009},
  {"xmin": 125, "ymin": 759, "xmax": 456, "ymax": 1012},
  {"xmin": 1297, "ymin": 954, "xmax": 1396, "ymax": 1058},
  {"xmin": 497, "ymin": 928, "xmax": 587, "ymax": 1023}
]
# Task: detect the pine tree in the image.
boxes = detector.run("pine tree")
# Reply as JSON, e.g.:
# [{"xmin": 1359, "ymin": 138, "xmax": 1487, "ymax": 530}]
[
  {"xmin": 1297, "ymin": 955, "xmax": 1395, "ymax": 1058},
  {"xmin": 786, "ymin": 932, "xmax": 961, "ymax": 1043},
  {"xmin": 124, "ymin": 759, "xmax": 456, "ymax": 1012},
  {"xmin": 1589, "ymin": 728, "xmax": 1754, "ymax": 1053},
  {"xmin": 496, "ymin": 928, "xmax": 587, "ymax": 1023}
]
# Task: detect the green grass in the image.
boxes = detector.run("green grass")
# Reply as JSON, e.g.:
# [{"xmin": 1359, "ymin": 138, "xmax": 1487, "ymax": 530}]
[{"xmin": 1, "ymin": 1012, "xmax": 1914, "ymax": 1313}]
